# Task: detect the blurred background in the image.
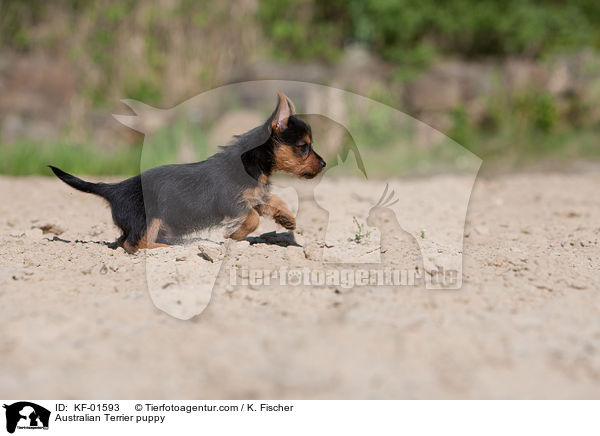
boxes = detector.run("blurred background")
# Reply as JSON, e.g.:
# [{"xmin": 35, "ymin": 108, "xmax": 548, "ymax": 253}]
[{"xmin": 1, "ymin": 0, "xmax": 599, "ymax": 176}]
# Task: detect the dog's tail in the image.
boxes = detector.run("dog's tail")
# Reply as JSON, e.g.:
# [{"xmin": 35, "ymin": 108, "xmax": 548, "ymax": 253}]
[{"xmin": 48, "ymin": 165, "xmax": 113, "ymax": 199}]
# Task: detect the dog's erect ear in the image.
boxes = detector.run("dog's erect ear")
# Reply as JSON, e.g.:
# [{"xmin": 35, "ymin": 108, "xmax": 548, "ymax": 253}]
[
  {"xmin": 285, "ymin": 94, "xmax": 296, "ymax": 116},
  {"xmin": 272, "ymin": 91, "xmax": 295, "ymax": 134}
]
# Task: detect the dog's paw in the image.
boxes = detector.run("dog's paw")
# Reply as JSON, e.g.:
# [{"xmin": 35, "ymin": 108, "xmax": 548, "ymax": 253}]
[{"xmin": 275, "ymin": 214, "xmax": 296, "ymax": 230}]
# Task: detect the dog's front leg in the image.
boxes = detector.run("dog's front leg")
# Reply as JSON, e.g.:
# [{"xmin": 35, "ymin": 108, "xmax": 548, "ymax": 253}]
[{"xmin": 256, "ymin": 194, "xmax": 296, "ymax": 230}]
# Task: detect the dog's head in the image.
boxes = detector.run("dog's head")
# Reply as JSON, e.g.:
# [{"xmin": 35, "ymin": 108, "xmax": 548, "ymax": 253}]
[{"xmin": 269, "ymin": 91, "xmax": 326, "ymax": 179}]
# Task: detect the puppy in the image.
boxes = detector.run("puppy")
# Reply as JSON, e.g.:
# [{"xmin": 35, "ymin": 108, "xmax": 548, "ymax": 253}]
[{"xmin": 49, "ymin": 91, "xmax": 326, "ymax": 253}]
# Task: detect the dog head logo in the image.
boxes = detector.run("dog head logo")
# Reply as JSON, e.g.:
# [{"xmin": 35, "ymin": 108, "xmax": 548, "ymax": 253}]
[
  {"xmin": 3, "ymin": 402, "xmax": 50, "ymax": 434},
  {"xmin": 112, "ymin": 80, "xmax": 481, "ymax": 319}
]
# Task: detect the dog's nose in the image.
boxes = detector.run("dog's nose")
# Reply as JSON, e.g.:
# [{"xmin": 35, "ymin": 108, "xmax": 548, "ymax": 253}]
[{"xmin": 320, "ymin": 160, "xmax": 326, "ymax": 168}]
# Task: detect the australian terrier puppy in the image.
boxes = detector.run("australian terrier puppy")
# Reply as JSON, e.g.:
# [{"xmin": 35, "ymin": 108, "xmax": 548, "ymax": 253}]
[{"xmin": 49, "ymin": 92, "xmax": 326, "ymax": 253}]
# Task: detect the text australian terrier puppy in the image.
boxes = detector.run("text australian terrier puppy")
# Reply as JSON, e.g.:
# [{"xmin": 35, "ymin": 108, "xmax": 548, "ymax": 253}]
[{"xmin": 49, "ymin": 91, "xmax": 326, "ymax": 253}]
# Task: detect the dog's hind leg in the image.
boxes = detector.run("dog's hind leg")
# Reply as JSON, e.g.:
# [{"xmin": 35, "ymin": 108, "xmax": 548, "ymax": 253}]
[
  {"xmin": 256, "ymin": 194, "xmax": 296, "ymax": 230},
  {"xmin": 227, "ymin": 209, "xmax": 260, "ymax": 240},
  {"xmin": 123, "ymin": 218, "xmax": 170, "ymax": 253},
  {"xmin": 108, "ymin": 234, "xmax": 127, "ymax": 250},
  {"xmin": 145, "ymin": 218, "xmax": 170, "ymax": 247}
]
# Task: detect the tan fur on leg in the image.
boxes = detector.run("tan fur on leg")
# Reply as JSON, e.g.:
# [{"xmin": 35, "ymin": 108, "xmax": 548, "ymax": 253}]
[
  {"xmin": 228, "ymin": 209, "xmax": 260, "ymax": 240},
  {"xmin": 256, "ymin": 194, "xmax": 296, "ymax": 230},
  {"xmin": 124, "ymin": 218, "xmax": 170, "ymax": 252}
]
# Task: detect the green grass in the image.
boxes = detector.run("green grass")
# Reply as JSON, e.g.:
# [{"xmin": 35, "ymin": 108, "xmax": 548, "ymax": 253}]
[
  {"xmin": 348, "ymin": 216, "xmax": 371, "ymax": 244},
  {"xmin": 457, "ymin": 124, "xmax": 600, "ymax": 167},
  {"xmin": 1, "ymin": 122, "xmax": 599, "ymax": 177},
  {"xmin": 0, "ymin": 117, "xmax": 215, "ymax": 177},
  {"xmin": 0, "ymin": 139, "xmax": 142, "ymax": 177}
]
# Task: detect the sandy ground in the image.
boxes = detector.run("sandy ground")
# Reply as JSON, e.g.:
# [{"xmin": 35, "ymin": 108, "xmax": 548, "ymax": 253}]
[{"xmin": 1, "ymin": 170, "xmax": 599, "ymax": 399}]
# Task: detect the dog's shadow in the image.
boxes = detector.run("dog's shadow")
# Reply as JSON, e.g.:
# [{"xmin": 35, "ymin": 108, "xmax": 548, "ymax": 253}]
[
  {"xmin": 246, "ymin": 231, "xmax": 300, "ymax": 247},
  {"xmin": 187, "ymin": 231, "xmax": 300, "ymax": 247},
  {"xmin": 47, "ymin": 232, "xmax": 300, "ymax": 250},
  {"xmin": 46, "ymin": 235, "xmax": 115, "ymax": 248},
  {"xmin": 179, "ymin": 232, "xmax": 299, "ymax": 247}
]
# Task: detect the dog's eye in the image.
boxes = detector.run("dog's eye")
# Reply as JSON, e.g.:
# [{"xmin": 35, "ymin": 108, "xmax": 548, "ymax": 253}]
[{"xmin": 297, "ymin": 143, "xmax": 309, "ymax": 155}]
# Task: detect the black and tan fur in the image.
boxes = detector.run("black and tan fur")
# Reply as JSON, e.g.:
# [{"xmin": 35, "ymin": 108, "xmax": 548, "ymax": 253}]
[{"xmin": 49, "ymin": 92, "xmax": 326, "ymax": 253}]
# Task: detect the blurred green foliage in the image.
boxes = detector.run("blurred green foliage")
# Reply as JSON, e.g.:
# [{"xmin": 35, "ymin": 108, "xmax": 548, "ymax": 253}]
[
  {"xmin": 0, "ymin": 140, "xmax": 141, "ymax": 176},
  {"xmin": 1, "ymin": 102, "xmax": 599, "ymax": 177},
  {"xmin": 259, "ymin": 0, "xmax": 600, "ymax": 63},
  {"xmin": 0, "ymin": 0, "xmax": 599, "ymax": 176},
  {"xmin": 0, "ymin": 118, "xmax": 213, "ymax": 176},
  {"xmin": 139, "ymin": 118, "xmax": 212, "ymax": 171}
]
